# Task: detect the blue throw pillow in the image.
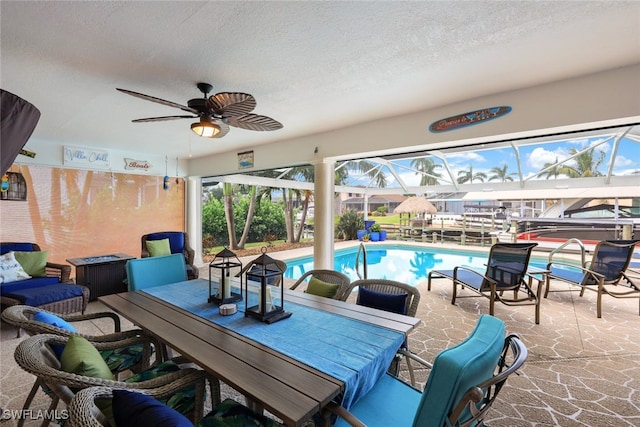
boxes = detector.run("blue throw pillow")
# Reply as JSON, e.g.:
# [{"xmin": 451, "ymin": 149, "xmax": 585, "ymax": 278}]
[
  {"xmin": 34, "ymin": 311, "xmax": 77, "ymax": 358},
  {"xmin": 34, "ymin": 311, "xmax": 77, "ymax": 332},
  {"xmin": 357, "ymin": 287, "xmax": 408, "ymax": 315},
  {"xmin": 113, "ymin": 389, "xmax": 193, "ymax": 427}
]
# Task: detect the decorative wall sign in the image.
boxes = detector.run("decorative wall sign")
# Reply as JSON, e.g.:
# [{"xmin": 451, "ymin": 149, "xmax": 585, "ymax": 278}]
[
  {"xmin": 429, "ymin": 106, "xmax": 512, "ymax": 133},
  {"xmin": 124, "ymin": 158, "xmax": 152, "ymax": 171},
  {"xmin": 63, "ymin": 146, "xmax": 110, "ymax": 168},
  {"xmin": 238, "ymin": 151, "xmax": 254, "ymax": 169}
]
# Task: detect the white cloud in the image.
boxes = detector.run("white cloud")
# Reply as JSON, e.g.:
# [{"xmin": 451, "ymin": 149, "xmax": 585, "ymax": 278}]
[
  {"xmin": 613, "ymin": 155, "xmax": 635, "ymax": 168},
  {"xmin": 527, "ymin": 147, "xmax": 569, "ymax": 170},
  {"xmin": 446, "ymin": 151, "xmax": 486, "ymax": 164}
]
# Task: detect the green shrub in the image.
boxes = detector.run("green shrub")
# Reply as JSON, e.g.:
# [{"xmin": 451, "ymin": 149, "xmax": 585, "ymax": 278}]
[
  {"xmin": 373, "ymin": 206, "xmax": 387, "ymax": 216},
  {"xmin": 335, "ymin": 210, "xmax": 364, "ymax": 240}
]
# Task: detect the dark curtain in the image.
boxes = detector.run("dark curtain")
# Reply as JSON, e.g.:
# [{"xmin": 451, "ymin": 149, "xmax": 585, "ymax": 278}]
[{"xmin": 1, "ymin": 89, "xmax": 41, "ymax": 175}]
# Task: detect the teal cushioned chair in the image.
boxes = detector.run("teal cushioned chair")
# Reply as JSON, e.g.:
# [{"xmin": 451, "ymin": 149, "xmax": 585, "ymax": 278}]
[
  {"xmin": 126, "ymin": 254, "xmax": 188, "ymax": 291},
  {"xmin": 329, "ymin": 315, "xmax": 528, "ymax": 427}
]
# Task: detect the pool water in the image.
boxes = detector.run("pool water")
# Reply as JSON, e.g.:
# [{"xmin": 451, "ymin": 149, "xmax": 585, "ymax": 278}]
[{"xmin": 284, "ymin": 244, "xmax": 549, "ymax": 286}]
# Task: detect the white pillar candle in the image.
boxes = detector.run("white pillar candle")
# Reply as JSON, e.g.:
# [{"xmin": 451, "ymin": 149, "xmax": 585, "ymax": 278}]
[
  {"xmin": 223, "ymin": 273, "xmax": 231, "ymax": 299},
  {"xmin": 258, "ymin": 286, "xmax": 272, "ymax": 312}
]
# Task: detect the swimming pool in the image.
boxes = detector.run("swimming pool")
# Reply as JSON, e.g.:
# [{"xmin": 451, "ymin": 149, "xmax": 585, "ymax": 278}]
[{"xmin": 284, "ymin": 244, "xmax": 549, "ymax": 286}]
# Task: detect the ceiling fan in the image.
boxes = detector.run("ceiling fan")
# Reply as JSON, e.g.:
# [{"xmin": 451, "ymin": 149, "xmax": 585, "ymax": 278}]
[{"xmin": 116, "ymin": 82, "xmax": 283, "ymax": 138}]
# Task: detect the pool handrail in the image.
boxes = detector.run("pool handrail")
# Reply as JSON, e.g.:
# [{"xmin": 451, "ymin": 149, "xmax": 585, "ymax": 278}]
[
  {"xmin": 548, "ymin": 238, "xmax": 586, "ymax": 267},
  {"xmin": 355, "ymin": 242, "xmax": 368, "ymax": 280}
]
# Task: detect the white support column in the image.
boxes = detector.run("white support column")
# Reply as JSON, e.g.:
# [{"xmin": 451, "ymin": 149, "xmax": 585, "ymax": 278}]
[
  {"xmin": 313, "ymin": 160, "xmax": 335, "ymax": 270},
  {"xmin": 363, "ymin": 194, "xmax": 369, "ymax": 220},
  {"xmin": 187, "ymin": 177, "xmax": 203, "ymax": 266}
]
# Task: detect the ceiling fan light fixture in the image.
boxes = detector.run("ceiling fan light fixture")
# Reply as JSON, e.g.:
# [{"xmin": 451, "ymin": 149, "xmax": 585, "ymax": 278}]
[{"xmin": 191, "ymin": 117, "xmax": 220, "ymax": 138}]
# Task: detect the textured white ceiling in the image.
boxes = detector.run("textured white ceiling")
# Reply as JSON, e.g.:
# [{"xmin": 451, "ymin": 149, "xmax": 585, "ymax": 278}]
[{"xmin": 1, "ymin": 1, "xmax": 639, "ymax": 160}]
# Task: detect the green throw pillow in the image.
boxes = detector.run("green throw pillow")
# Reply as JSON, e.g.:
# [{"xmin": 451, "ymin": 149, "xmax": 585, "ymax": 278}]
[
  {"xmin": 14, "ymin": 251, "xmax": 48, "ymax": 277},
  {"xmin": 60, "ymin": 335, "xmax": 113, "ymax": 380},
  {"xmin": 146, "ymin": 238, "xmax": 171, "ymax": 257},
  {"xmin": 306, "ymin": 276, "xmax": 340, "ymax": 298}
]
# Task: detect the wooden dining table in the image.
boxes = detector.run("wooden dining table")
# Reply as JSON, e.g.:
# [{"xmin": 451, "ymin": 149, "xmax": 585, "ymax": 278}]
[{"xmin": 99, "ymin": 279, "xmax": 419, "ymax": 426}]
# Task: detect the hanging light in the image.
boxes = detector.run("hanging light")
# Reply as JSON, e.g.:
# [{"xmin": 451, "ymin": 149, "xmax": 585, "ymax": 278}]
[
  {"xmin": 0, "ymin": 171, "xmax": 27, "ymax": 201},
  {"xmin": 191, "ymin": 115, "xmax": 220, "ymax": 138}
]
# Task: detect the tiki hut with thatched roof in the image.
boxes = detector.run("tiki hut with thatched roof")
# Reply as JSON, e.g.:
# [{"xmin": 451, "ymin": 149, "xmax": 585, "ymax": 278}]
[
  {"xmin": 394, "ymin": 196, "xmax": 438, "ymax": 233},
  {"xmin": 393, "ymin": 196, "xmax": 437, "ymax": 216}
]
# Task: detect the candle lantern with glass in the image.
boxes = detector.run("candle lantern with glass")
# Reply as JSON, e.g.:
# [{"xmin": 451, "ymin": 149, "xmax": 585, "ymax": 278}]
[
  {"xmin": 208, "ymin": 247, "xmax": 243, "ymax": 305},
  {"xmin": 243, "ymin": 248, "xmax": 291, "ymax": 324}
]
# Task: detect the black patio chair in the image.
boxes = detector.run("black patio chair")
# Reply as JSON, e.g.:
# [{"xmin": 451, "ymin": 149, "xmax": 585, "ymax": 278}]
[
  {"xmin": 545, "ymin": 239, "xmax": 640, "ymax": 318},
  {"xmin": 428, "ymin": 243, "xmax": 540, "ymax": 323}
]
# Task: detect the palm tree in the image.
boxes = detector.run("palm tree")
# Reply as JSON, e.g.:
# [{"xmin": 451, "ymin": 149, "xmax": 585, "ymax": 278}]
[
  {"xmin": 557, "ymin": 148, "xmax": 605, "ymax": 178},
  {"xmin": 457, "ymin": 165, "xmax": 487, "ymax": 184},
  {"xmin": 345, "ymin": 159, "xmax": 387, "ymax": 188},
  {"xmin": 236, "ymin": 185, "xmax": 257, "ymax": 249},
  {"xmin": 540, "ymin": 157, "xmax": 562, "ymax": 180},
  {"xmin": 280, "ymin": 165, "xmax": 314, "ymax": 243},
  {"xmin": 410, "ymin": 157, "xmax": 442, "ymax": 186},
  {"xmin": 222, "ymin": 182, "xmax": 238, "ymax": 249},
  {"xmin": 488, "ymin": 164, "xmax": 516, "ymax": 182}
]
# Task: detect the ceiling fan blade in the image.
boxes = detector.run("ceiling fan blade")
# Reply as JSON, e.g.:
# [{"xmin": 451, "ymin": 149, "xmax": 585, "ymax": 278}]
[
  {"xmin": 132, "ymin": 115, "xmax": 196, "ymax": 123},
  {"xmin": 116, "ymin": 88, "xmax": 198, "ymax": 114},
  {"xmin": 207, "ymin": 92, "xmax": 256, "ymax": 117},
  {"xmin": 211, "ymin": 119, "xmax": 231, "ymax": 138},
  {"xmin": 227, "ymin": 114, "xmax": 283, "ymax": 131}
]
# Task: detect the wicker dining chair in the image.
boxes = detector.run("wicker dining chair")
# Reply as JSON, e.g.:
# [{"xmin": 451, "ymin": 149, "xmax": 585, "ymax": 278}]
[
  {"xmin": 289, "ymin": 269, "xmax": 351, "ymax": 300},
  {"xmin": 2, "ymin": 305, "xmax": 164, "ymax": 426},
  {"xmin": 69, "ymin": 387, "xmax": 282, "ymax": 427},
  {"xmin": 341, "ymin": 279, "xmax": 425, "ymax": 385},
  {"xmin": 3, "ymin": 306, "xmax": 167, "ymax": 364},
  {"xmin": 341, "ymin": 279, "xmax": 421, "ymax": 317},
  {"xmin": 14, "ymin": 334, "xmax": 219, "ymax": 426}
]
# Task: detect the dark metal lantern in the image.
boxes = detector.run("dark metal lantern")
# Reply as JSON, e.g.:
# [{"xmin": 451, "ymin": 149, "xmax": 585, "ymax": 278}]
[
  {"xmin": 208, "ymin": 247, "xmax": 243, "ymax": 305},
  {"xmin": 243, "ymin": 248, "xmax": 291, "ymax": 324}
]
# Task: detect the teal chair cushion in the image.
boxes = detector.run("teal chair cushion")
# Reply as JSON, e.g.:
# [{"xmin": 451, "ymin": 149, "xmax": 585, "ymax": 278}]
[
  {"xmin": 334, "ymin": 314, "xmax": 505, "ymax": 427},
  {"xmin": 414, "ymin": 314, "xmax": 505, "ymax": 427},
  {"xmin": 333, "ymin": 373, "xmax": 419, "ymax": 426},
  {"xmin": 126, "ymin": 254, "xmax": 187, "ymax": 291}
]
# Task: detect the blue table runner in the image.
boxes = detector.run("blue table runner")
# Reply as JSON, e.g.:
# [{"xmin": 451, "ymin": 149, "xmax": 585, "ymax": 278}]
[{"xmin": 143, "ymin": 279, "xmax": 404, "ymax": 409}]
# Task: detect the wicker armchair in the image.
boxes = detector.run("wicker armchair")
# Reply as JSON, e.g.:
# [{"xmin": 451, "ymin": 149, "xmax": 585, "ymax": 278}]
[
  {"xmin": 141, "ymin": 231, "xmax": 199, "ymax": 279},
  {"xmin": 0, "ymin": 243, "xmax": 88, "ymax": 326},
  {"xmin": 341, "ymin": 279, "xmax": 424, "ymax": 385},
  {"xmin": 2, "ymin": 304, "xmax": 163, "ymax": 425},
  {"xmin": 0, "ymin": 242, "xmax": 72, "ymax": 283},
  {"xmin": 14, "ymin": 334, "xmax": 219, "ymax": 426},
  {"xmin": 341, "ymin": 279, "xmax": 421, "ymax": 317},
  {"xmin": 289, "ymin": 269, "xmax": 351, "ymax": 300},
  {"xmin": 1, "ymin": 304, "xmax": 124, "ymax": 340}
]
